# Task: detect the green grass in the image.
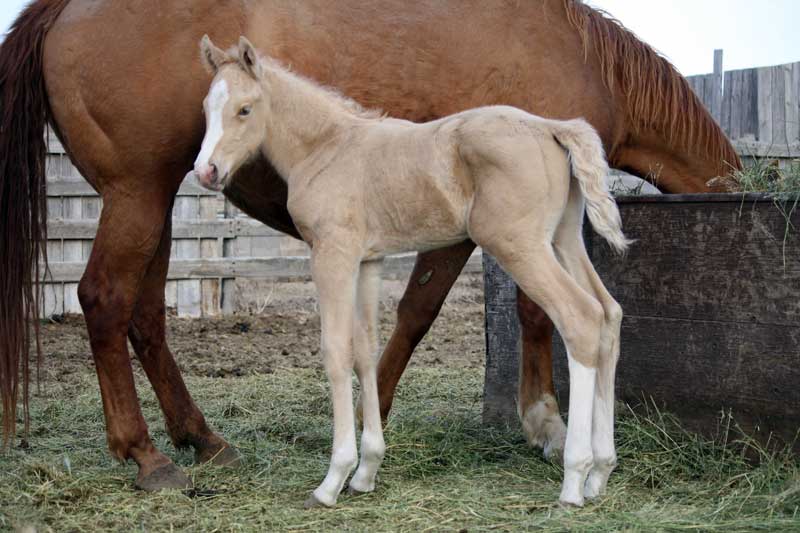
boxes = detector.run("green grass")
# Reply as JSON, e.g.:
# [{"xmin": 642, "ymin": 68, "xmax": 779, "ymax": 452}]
[
  {"xmin": 1, "ymin": 368, "xmax": 798, "ymax": 532},
  {"xmin": 733, "ymin": 157, "xmax": 800, "ymax": 195}
]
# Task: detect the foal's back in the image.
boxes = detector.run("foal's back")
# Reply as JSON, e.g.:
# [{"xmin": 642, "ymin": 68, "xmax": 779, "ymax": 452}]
[{"xmin": 311, "ymin": 106, "xmax": 572, "ymax": 258}]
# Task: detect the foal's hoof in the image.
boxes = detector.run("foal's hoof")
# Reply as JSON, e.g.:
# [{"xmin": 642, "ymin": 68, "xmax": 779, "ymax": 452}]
[
  {"xmin": 347, "ymin": 485, "xmax": 368, "ymax": 497},
  {"xmin": 303, "ymin": 493, "xmax": 333, "ymax": 509},
  {"xmin": 135, "ymin": 463, "xmax": 193, "ymax": 492},
  {"xmin": 195, "ymin": 444, "xmax": 242, "ymax": 468}
]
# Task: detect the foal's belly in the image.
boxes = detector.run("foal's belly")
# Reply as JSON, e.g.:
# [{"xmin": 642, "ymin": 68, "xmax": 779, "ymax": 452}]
[{"xmin": 362, "ymin": 171, "xmax": 472, "ymax": 259}]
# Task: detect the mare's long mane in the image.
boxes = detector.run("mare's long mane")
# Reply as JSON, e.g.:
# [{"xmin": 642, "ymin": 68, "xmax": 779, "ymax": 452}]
[{"xmin": 564, "ymin": 0, "xmax": 740, "ymax": 168}]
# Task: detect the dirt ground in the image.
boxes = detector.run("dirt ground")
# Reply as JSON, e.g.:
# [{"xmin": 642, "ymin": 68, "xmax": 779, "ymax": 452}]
[{"xmin": 38, "ymin": 273, "xmax": 486, "ymax": 382}]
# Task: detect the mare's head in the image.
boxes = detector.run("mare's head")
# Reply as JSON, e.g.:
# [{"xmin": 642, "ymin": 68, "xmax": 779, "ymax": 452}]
[{"xmin": 194, "ymin": 35, "xmax": 267, "ymax": 191}]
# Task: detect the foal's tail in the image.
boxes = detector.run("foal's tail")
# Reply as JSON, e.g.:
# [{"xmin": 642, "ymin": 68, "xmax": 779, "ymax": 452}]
[
  {"xmin": 551, "ymin": 119, "xmax": 632, "ymax": 254},
  {"xmin": 0, "ymin": 0, "xmax": 71, "ymax": 448}
]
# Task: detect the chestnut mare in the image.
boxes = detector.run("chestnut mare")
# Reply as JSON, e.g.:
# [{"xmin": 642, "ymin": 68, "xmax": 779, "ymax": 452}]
[{"xmin": 0, "ymin": 0, "xmax": 739, "ymax": 490}]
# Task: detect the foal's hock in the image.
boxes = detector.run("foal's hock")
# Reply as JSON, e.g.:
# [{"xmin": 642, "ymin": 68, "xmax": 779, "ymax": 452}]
[{"xmin": 195, "ymin": 35, "xmax": 628, "ymax": 508}]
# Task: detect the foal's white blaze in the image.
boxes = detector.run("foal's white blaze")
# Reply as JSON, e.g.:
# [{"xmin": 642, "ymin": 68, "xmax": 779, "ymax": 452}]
[
  {"xmin": 560, "ymin": 355, "xmax": 596, "ymax": 507},
  {"xmin": 194, "ymin": 79, "xmax": 229, "ymax": 180}
]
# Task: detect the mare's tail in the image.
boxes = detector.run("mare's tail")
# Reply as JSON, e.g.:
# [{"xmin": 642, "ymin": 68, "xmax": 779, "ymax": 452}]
[
  {"xmin": 551, "ymin": 119, "xmax": 632, "ymax": 254},
  {"xmin": 0, "ymin": 0, "xmax": 71, "ymax": 448}
]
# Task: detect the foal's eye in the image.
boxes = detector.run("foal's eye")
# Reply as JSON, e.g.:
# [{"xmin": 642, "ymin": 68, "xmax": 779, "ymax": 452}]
[{"xmin": 238, "ymin": 105, "xmax": 252, "ymax": 117}]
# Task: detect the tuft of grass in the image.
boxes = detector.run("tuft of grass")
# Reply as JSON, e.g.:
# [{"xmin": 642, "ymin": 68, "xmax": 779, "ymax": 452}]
[
  {"xmin": 1, "ymin": 367, "xmax": 798, "ymax": 532},
  {"xmin": 732, "ymin": 156, "xmax": 800, "ymax": 195}
]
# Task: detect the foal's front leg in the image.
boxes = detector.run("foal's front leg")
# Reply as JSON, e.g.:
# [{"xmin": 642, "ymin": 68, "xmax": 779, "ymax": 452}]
[
  {"xmin": 306, "ymin": 249, "xmax": 360, "ymax": 508},
  {"xmin": 349, "ymin": 260, "xmax": 386, "ymax": 494}
]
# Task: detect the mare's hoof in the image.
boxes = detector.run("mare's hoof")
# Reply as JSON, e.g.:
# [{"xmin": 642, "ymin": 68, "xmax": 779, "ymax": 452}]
[
  {"xmin": 135, "ymin": 463, "xmax": 193, "ymax": 492},
  {"xmin": 196, "ymin": 444, "xmax": 242, "ymax": 468},
  {"xmin": 544, "ymin": 443, "xmax": 563, "ymax": 464},
  {"xmin": 303, "ymin": 493, "xmax": 332, "ymax": 509}
]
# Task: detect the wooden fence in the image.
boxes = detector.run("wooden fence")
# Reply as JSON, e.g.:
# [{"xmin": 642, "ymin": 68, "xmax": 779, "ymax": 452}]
[{"xmin": 687, "ymin": 51, "xmax": 800, "ymax": 160}]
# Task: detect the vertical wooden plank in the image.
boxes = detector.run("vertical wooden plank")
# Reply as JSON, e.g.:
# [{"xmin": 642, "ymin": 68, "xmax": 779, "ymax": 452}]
[
  {"xmin": 482, "ymin": 253, "xmax": 519, "ymax": 425},
  {"xmin": 199, "ymin": 195, "xmax": 222, "ymax": 220},
  {"xmin": 236, "ymin": 236, "xmax": 253, "ymax": 257},
  {"xmin": 47, "ymin": 198, "xmax": 63, "ymax": 219},
  {"xmin": 720, "ymin": 70, "xmax": 733, "ymax": 136},
  {"xmin": 222, "ymin": 200, "xmax": 239, "ymax": 314},
  {"xmin": 221, "ymin": 278, "xmax": 236, "ymax": 314},
  {"xmin": 82, "ymin": 241, "xmax": 94, "ymax": 260},
  {"xmin": 177, "ymin": 279, "xmax": 202, "ymax": 317},
  {"xmin": 42, "ymin": 283, "xmax": 64, "ymax": 317},
  {"xmin": 46, "ymin": 240, "xmax": 63, "ymax": 263},
  {"xmin": 757, "ymin": 66, "xmax": 774, "ymax": 143},
  {"xmin": 772, "ymin": 65, "xmax": 788, "ymax": 144},
  {"xmin": 63, "ymin": 197, "xmax": 82, "ymax": 220},
  {"xmin": 729, "ymin": 69, "xmax": 743, "ymax": 140},
  {"xmin": 82, "ymin": 197, "xmax": 101, "ymax": 219},
  {"xmin": 201, "ymin": 279, "xmax": 221, "ymax": 317},
  {"xmin": 63, "ymin": 283, "xmax": 81, "ymax": 314},
  {"xmin": 63, "ymin": 240, "xmax": 84, "ymax": 263},
  {"xmin": 199, "ymin": 188, "xmax": 221, "ymax": 315},
  {"xmin": 711, "ymin": 50, "xmax": 723, "ymax": 123},
  {"xmin": 785, "ymin": 63, "xmax": 799, "ymax": 144},
  {"xmin": 740, "ymin": 68, "xmax": 758, "ymax": 140},
  {"xmin": 165, "ymin": 280, "xmax": 178, "ymax": 311}
]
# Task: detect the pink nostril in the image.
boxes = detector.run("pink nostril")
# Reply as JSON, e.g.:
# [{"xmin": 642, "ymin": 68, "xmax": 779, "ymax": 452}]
[{"xmin": 195, "ymin": 163, "xmax": 218, "ymax": 186}]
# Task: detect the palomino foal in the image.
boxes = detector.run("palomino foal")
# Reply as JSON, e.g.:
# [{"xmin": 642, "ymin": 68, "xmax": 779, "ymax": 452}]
[{"xmin": 194, "ymin": 36, "xmax": 630, "ymax": 508}]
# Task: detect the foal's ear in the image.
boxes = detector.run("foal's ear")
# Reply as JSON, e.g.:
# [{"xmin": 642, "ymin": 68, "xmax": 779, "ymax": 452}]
[
  {"xmin": 238, "ymin": 36, "xmax": 263, "ymax": 79},
  {"xmin": 200, "ymin": 34, "xmax": 227, "ymax": 74}
]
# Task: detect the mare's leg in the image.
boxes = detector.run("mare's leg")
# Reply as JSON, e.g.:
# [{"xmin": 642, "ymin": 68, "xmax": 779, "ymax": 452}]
[
  {"xmin": 516, "ymin": 292, "xmax": 567, "ymax": 458},
  {"xmin": 306, "ymin": 246, "xmax": 360, "ymax": 508},
  {"xmin": 479, "ymin": 234, "xmax": 602, "ymax": 507},
  {"xmin": 376, "ymin": 241, "xmax": 476, "ymax": 421},
  {"xmin": 127, "ymin": 211, "xmax": 240, "ymax": 467},
  {"xmin": 78, "ymin": 187, "xmax": 190, "ymax": 491},
  {"xmin": 348, "ymin": 260, "xmax": 386, "ymax": 494},
  {"xmin": 552, "ymin": 195, "xmax": 622, "ymax": 499}
]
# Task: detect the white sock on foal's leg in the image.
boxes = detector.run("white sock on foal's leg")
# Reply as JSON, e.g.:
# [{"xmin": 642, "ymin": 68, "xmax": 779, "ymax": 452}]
[
  {"xmin": 559, "ymin": 355, "xmax": 596, "ymax": 507},
  {"xmin": 310, "ymin": 367, "xmax": 358, "ymax": 507},
  {"xmin": 348, "ymin": 371, "xmax": 385, "ymax": 493},
  {"xmin": 584, "ymin": 306, "xmax": 621, "ymax": 499}
]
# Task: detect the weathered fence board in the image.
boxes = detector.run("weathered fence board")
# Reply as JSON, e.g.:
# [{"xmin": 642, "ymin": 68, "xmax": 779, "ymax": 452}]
[
  {"xmin": 483, "ymin": 194, "xmax": 800, "ymax": 449},
  {"xmin": 688, "ymin": 58, "xmax": 799, "ymax": 146}
]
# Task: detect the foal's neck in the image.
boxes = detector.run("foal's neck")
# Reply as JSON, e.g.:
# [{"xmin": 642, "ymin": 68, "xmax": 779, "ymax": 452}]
[{"xmin": 259, "ymin": 64, "xmax": 362, "ymax": 178}]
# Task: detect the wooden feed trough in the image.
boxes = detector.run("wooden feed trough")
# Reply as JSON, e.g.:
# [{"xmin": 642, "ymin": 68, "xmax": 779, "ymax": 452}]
[{"xmin": 483, "ymin": 193, "xmax": 800, "ymax": 450}]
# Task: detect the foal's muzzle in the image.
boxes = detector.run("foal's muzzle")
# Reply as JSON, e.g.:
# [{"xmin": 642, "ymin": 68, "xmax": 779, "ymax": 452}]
[{"xmin": 194, "ymin": 163, "xmax": 222, "ymax": 191}]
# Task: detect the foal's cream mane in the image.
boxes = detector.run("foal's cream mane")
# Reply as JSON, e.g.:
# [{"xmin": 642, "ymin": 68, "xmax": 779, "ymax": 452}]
[{"xmin": 223, "ymin": 45, "xmax": 384, "ymax": 121}]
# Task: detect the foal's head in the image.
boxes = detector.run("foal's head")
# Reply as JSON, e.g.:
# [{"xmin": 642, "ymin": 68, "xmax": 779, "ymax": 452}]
[{"xmin": 194, "ymin": 35, "xmax": 267, "ymax": 191}]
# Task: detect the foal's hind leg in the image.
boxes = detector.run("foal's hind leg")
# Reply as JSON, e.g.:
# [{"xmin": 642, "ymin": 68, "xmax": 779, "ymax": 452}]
[
  {"xmin": 553, "ymin": 235, "xmax": 621, "ymax": 500},
  {"xmin": 481, "ymin": 237, "xmax": 603, "ymax": 507},
  {"xmin": 127, "ymin": 211, "xmax": 240, "ymax": 468},
  {"xmin": 349, "ymin": 260, "xmax": 386, "ymax": 494}
]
